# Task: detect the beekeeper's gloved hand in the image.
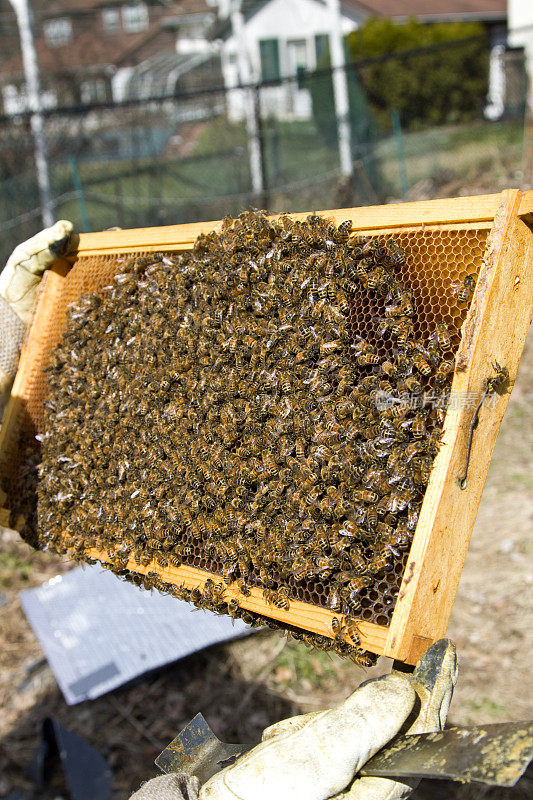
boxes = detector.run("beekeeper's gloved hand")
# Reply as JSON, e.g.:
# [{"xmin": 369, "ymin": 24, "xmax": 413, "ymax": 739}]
[
  {"xmin": 0, "ymin": 220, "xmax": 75, "ymax": 396},
  {"xmin": 130, "ymin": 639, "xmax": 457, "ymax": 800}
]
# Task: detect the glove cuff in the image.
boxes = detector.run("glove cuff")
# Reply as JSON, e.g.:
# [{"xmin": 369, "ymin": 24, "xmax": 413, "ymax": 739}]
[{"xmin": 0, "ymin": 295, "xmax": 26, "ymax": 389}]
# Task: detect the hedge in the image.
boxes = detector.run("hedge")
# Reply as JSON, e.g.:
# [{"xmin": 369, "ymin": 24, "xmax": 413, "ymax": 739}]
[{"xmin": 345, "ymin": 18, "xmax": 489, "ymax": 129}]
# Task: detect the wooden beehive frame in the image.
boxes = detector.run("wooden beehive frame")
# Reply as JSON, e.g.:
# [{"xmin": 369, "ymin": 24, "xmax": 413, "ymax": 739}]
[{"xmin": 2, "ymin": 190, "xmax": 532, "ymax": 664}]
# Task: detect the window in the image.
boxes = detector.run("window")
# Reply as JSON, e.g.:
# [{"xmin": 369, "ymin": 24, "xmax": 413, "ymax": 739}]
[
  {"xmin": 44, "ymin": 18, "xmax": 72, "ymax": 47},
  {"xmin": 314, "ymin": 33, "xmax": 330, "ymax": 65},
  {"xmin": 259, "ymin": 38, "xmax": 280, "ymax": 82},
  {"xmin": 122, "ymin": 2, "xmax": 149, "ymax": 33},
  {"xmin": 287, "ymin": 39, "xmax": 308, "ymax": 76},
  {"xmin": 80, "ymin": 79, "xmax": 109, "ymax": 104},
  {"xmin": 103, "ymin": 8, "xmax": 120, "ymax": 33}
]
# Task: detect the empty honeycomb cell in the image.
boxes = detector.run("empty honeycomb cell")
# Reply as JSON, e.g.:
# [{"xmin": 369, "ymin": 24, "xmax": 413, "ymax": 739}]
[{"xmin": 3, "ymin": 217, "xmax": 489, "ymax": 658}]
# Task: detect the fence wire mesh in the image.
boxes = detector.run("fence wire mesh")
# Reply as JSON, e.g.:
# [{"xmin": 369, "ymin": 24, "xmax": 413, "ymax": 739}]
[{"xmin": 0, "ymin": 39, "xmax": 529, "ymax": 263}]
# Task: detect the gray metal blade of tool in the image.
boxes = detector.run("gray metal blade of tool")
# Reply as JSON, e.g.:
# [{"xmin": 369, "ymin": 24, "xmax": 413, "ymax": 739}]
[
  {"xmin": 156, "ymin": 640, "xmax": 532, "ymax": 787},
  {"xmin": 155, "ymin": 714, "xmax": 533, "ymax": 788}
]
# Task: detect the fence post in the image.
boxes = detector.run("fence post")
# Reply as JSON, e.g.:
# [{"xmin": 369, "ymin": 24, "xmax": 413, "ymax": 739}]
[
  {"xmin": 9, "ymin": 0, "xmax": 55, "ymax": 227},
  {"xmin": 230, "ymin": 2, "xmax": 265, "ymax": 198},
  {"xmin": 254, "ymin": 86, "xmax": 269, "ymax": 209},
  {"xmin": 68, "ymin": 156, "xmax": 91, "ymax": 232},
  {"xmin": 391, "ymin": 109, "xmax": 409, "ymax": 201},
  {"xmin": 327, "ymin": 0, "xmax": 353, "ymax": 178},
  {"xmin": 268, "ymin": 116, "xmax": 281, "ymax": 186}
]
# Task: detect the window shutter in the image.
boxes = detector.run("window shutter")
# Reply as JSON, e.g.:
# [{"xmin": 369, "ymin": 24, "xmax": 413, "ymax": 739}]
[
  {"xmin": 314, "ymin": 33, "xmax": 330, "ymax": 65},
  {"xmin": 259, "ymin": 39, "xmax": 280, "ymax": 82}
]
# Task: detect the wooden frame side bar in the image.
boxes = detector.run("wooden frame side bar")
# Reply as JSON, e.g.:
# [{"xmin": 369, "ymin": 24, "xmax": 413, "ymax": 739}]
[
  {"xmin": 384, "ymin": 189, "xmax": 533, "ymax": 661},
  {"xmin": 73, "ymin": 194, "xmax": 504, "ymax": 256},
  {"xmin": 0, "ymin": 261, "xmax": 69, "ymax": 471}
]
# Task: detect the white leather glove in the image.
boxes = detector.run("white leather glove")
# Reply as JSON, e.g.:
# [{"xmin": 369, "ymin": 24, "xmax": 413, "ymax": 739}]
[
  {"xmin": 130, "ymin": 640, "xmax": 457, "ymax": 800},
  {"xmin": 336, "ymin": 638, "xmax": 457, "ymax": 800},
  {"xmin": 0, "ymin": 220, "xmax": 75, "ymax": 396},
  {"xmin": 130, "ymin": 774, "xmax": 201, "ymax": 800}
]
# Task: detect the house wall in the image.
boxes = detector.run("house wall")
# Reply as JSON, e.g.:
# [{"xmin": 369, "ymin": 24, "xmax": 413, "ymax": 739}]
[
  {"xmin": 508, "ymin": 0, "xmax": 533, "ymax": 112},
  {"xmin": 0, "ymin": 1, "xmax": 217, "ymax": 112},
  {"xmin": 219, "ymin": 0, "xmax": 364, "ymax": 121}
]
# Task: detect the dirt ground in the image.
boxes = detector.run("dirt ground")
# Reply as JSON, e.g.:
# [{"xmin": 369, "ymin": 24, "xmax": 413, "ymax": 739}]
[{"xmin": 0, "ymin": 303, "xmax": 531, "ymax": 797}]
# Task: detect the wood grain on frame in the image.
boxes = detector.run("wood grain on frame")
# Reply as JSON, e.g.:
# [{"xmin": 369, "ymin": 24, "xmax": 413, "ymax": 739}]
[{"xmin": 73, "ymin": 194, "xmax": 504, "ymax": 256}]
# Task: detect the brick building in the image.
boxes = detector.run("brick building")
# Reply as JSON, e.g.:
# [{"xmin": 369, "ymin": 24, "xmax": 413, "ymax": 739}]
[{"xmin": 0, "ymin": 1, "xmax": 221, "ymax": 112}]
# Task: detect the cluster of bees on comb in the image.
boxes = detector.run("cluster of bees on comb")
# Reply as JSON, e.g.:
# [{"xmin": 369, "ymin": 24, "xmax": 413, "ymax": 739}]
[{"xmin": 35, "ymin": 210, "xmax": 467, "ymax": 664}]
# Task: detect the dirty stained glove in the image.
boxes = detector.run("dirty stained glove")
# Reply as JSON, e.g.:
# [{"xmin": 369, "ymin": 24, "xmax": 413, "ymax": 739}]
[
  {"xmin": 130, "ymin": 774, "xmax": 201, "ymax": 800},
  {"xmin": 335, "ymin": 638, "xmax": 457, "ymax": 800},
  {"xmin": 130, "ymin": 639, "xmax": 457, "ymax": 800},
  {"xmin": 0, "ymin": 220, "xmax": 75, "ymax": 396}
]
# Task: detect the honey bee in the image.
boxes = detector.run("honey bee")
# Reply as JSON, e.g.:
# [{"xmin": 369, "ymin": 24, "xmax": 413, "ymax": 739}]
[
  {"xmin": 385, "ymin": 239, "xmax": 405, "ymax": 266},
  {"xmin": 385, "ymin": 291, "xmax": 413, "ymax": 318},
  {"xmin": 331, "ymin": 615, "xmax": 343, "ymax": 640},
  {"xmin": 262, "ymin": 588, "xmax": 276, "ymax": 605},
  {"xmin": 366, "ymin": 508, "xmax": 378, "ymax": 528},
  {"xmin": 411, "ymin": 413, "xmax": 426, "ymax": 439},
  {"xmin": 327, "ymin": 586, "xmax": 343, "ymax": 611},
  {"xmin": 235, "ymin": 578, "xmax": 251, "ymax": 596},
  {"xmin": 146, "ymin": 538, "xmax": 162, "ymax": 550},
  {"xmin": 331, "ymin": 615, "xmax": 360, "ymax": 645},
  {"xmin": 190, "ymin": 587, "xmax": 203, "ymax": 604},
  {"xmin": 313, "ymin": 445, "xmax": 331, "ymax": 462},
  {"xmin": 386, "ymin": 491, "xmax": 411, "ymax": 513},
  {"xmin": 432, "ymin": 322, "xmax": 451, "ymax": 351},
  {"xmin": 343, "ymin": 616, "xmax": 361, "ymax": 645},
  {"xmin": 432, "ymin": 359, "xmax": 454, "ymax": 387},
  {"xmin": 227, "ymin": 598, "xmax": 240, "ymax": 618},
  {"xmin": 357, "ymin": 352, "xmax": 380, "ymax": 367},
  {"xmin": 404, "ymin": 441, "xmax": 425, "ymax": 460},
  {"xmin": 412, "ymin": 352, "xmax": 432, "ymax": 376},
  {"xmin": 368, "ymin": 553, "xmax": 390, "ymax": 574},
  {"xmin": 393, "ymin": 518, "xmax": 411, "ymax": 549},
  {"xmin": 292, "ymin": 560, "xmax": 307, "ymax": 582},
  {"xmin": 454, "ymin": 274, "xmax": 476, "ymax": 303},
  {"xmin": 353, "ymin": 489, "xmax": 378, "ymax": 504},
  {"xmin": 336, "ymin": 291, "xmax": 350, "ymax": 314},
  {"xmin": 203, "ymin": 578, "xmax": 225, "ymax": 604},
  {"xmin": 273, "ymin": 586, "xmax": 291, "ymax": 610},
  {"xmin": 240, "ymin": 610, "xmax": 255, "ymax": 626},
  {"xmin": 336, "ymin": 220, "xmax": 352, "ymax": 243},
  {"xmin": 381, "ymin": 360, "xmax": 397, "ymax": 379},
  {"xmin": 280, "ymin": 375, "xmax": 292, "ymax": 393},
  {"xmin": 486, "ymin": 361, "xmax": 509, "ymax": 394}
]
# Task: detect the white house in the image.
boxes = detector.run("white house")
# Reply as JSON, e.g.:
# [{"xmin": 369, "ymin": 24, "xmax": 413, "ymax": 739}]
[
  {"xmin": 212, "ymin": 0, "xmax": 364, "ymax": 121},
  {"xmin": 210, "ymin": 0, "xmax": 509, "ymax": 122}
]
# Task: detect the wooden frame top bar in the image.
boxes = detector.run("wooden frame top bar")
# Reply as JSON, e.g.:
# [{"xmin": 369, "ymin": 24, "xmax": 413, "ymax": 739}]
[{"xmin": 74, "ymin": 194, "xmax": 507, "ymax": 256}]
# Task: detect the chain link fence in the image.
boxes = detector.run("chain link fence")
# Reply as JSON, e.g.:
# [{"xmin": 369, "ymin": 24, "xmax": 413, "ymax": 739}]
[{"xmin": 0, "ymin": 37, "xmax": 529, "ymax": 263}]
